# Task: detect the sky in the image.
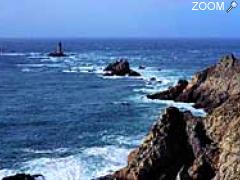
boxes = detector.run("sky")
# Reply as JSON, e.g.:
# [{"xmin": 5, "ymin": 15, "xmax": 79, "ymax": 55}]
[{"xmin": 0, "ymin": 0, "xmax": 239, "ymax": 38}]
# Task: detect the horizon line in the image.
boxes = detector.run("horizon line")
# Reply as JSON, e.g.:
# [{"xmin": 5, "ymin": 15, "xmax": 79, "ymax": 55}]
[{"xmin": 0, "ymin": 37, "xmax": 239, "ymax": 40}]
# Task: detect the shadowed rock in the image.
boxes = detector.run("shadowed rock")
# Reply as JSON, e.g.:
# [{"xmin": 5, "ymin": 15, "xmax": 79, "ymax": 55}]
[
  {"xmin": 104, "ymin": 59, "xmax": 141, "ymax": 76},
  {"xmin": 2, "ymin": 174, "xmax": 44, "ymax": 180},
  {"xmin": 147, "ymin": 54, "xmax": 240, "ymax": 112},
  {"xmin": 147, "ymin": 79, "xmax": 188, "ymax": 100},
  {"xmin": 48, "ymin": 42, "xmax": 66, "ymax": 57},
  {"xmin": 98, "ymin": 107, "xmax": 218, "ymax": 180}
]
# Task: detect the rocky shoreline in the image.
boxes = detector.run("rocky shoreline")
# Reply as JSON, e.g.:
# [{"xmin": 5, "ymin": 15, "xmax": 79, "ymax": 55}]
[
  {"xmin": 3, "ymin": 55, "xmax": 240, "ymax": 180},
  {"xmin": 98, "ymin": 54, "xmax": 240, "ymax": 180}
]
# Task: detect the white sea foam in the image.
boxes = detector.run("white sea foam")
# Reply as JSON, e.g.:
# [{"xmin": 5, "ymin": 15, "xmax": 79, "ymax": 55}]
[
  {"xmin": 130, "ymin": 95, "xmax": 206, "ymax": 117},
  {"xmin": 21, "ymin": 68, "xmax": 31, "ymax": 72},
  {"xmin": 159, "ymin": 100, "xmax": 207, "ymax": 117},
  {"xmin": 101, "ymin": 134, "xmax": 143, "ymax": 147},
  {"xmin": 0, "ymin": 52, "xmax": 26, "ymax": 56},
  {"xmin": 188, "ymin": 50, "xmax": 201, "ymax": 54},
  {"xmin": 21, "ymin": 148, "xmax": 70, "ymax": 154},
  {"xmin": 0, "ymin": 145, "xmax": 132, "ymax": 180},
  {"xmin": 18, "ymin": 63, "xmax": 65, "ymax": 69},
  {"xmin": 100, "ymin": 75, "xmax": 127, "ymax": 79},
  {"xmin": 80, "ymin": 146, "xmax": 131, "ymax": 179},
  {"xmin": 62, "ymin": 65, "xmax": 104, "ymax": 74}
]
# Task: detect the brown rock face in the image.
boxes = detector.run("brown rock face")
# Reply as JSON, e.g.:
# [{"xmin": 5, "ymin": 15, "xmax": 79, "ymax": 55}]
[
  {"xmin": 99, "ymin": 55, "xmax": 240, "ymax": 180},
  {"xmin": 204, "ymin": 94, "xmax": 240, "ymax": 180},
  {"xmin": 98, "ymin": 108, "xmax": 218, "ymax": 180},
  {"xmin": 147, "ymin": 79, "xmax": 188, "ymax": 100},
  {"xmin": 147, "ymin": 54, "xmax": 240, "ymax": 112}
]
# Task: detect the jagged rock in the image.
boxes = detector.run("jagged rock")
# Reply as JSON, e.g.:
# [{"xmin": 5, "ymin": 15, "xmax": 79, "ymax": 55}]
[
  {"xmin": 98, "ymin": 109, "xmax": 220, "ymax": 180},
  {"xmin": 104, "ymin": 59, "xmax": 141, "ymax": 76},
  {"xmin": 99, "ymin": 54, "xmax": 240, "ymax": 180},
  {"xmin": 147, "ymin": 54, "xmax": 240, "ymax": 112},
  {"xmin": 147, "ymin": 79, "xmax": 188, "ymax": 100},
  {"xmin": 99, "ymin": 107, "xmax": 219, "ymax": 180},
  {"xmin": 2, "ymin": 174, "xmax": 44, "ymax": 180},
  {"xmin": 204, "ymin": 94, "xmax": 240, "ymax": 180}
]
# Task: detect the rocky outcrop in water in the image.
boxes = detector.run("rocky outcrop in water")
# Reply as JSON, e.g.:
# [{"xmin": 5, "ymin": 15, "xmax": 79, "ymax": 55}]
[
  {"xmin": 147, "ymin": 79, "xmax": 188, "ymax": 100},
  {"xmin": 99, "ymin": 54, "xmax": 240, "ymax": 180},
  {"xmin": 2, "ymin": 174, "xmax": 44, "ymax": 180},
  {"xmin": 104, "ymin": 59, "xmax": 141, "ymax": 76},
  {"xmin": 147, "ymin": 54, "xmax": 239, "ymax": 112},
  {"xmin": 48, "ymin": 42, "xmax": 66, "ymax": 57}
]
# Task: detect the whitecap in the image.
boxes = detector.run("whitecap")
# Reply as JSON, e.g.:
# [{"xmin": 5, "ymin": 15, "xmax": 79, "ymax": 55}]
[
  {"xmin": 21, "ymin": 68, "xmax": 31, "ymax": 72},
  {"xmin": 101, "ymin": 134, "xmax": 143, "ymax": 147},
  {"xmin": 129, "ymin": 95, "xmax": 206, "ymax": 117},
  {"xmin": 188, "ymin": 50, "xmax": 201, "ymax": 54},
  {"xmin": 18, "ymin": 63, "xmax": 65, "ymax": 68},
  {"xmin": 0, "ymin": 52, "xmax": 26, "ymax": 56},
  {"xmin": 0, "ymin": 156, "xmax": 82, "ymax": 180},
  {"xmin": 0, "ymin": 145, "xmax": 132, "ymax": 180},
  {"xmin": 21, "ymin": 148, "xmax": 70, "ymax": 154}
]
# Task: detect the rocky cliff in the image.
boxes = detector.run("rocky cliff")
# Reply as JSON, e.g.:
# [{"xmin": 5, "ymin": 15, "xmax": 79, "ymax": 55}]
[{"xmin": 99, "ymin": 54, "xmax": 240, "ymax": 180}]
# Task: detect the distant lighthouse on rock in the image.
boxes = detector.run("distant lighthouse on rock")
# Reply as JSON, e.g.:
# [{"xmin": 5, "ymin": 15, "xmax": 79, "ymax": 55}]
[{"xmin": 48, "ymin": 41, "xmax": 66, "ymax": 57}]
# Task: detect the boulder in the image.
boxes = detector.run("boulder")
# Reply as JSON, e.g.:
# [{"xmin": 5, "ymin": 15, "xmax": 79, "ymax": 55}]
[{"xmin": 104, "ymin": 59, "xmax": 141, "ymax": 76}]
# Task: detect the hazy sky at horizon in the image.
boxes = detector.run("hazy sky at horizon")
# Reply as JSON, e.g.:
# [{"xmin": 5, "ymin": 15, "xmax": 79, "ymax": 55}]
[{"xmin": 0, "ymin": 0, "xmax": 239, "ymax": 38}]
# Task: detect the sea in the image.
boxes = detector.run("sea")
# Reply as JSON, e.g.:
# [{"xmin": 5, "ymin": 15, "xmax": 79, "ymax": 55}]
[{"xmin": 0, "ymin": 38, "xmax": 239, "ymax": 180}]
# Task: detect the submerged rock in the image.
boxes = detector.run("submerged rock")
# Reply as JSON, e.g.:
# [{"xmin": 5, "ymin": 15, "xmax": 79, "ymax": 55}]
[
  {"xmin": 104, "ymin": 59, "xmax": 141, "ymax": 76},
  {"xmin": 138, "ymin": 65, "xmax": 146, "ymax": 70},
  {"xmin": 150, "ymin": 77, "xmax": 157, "ymax": 81}
]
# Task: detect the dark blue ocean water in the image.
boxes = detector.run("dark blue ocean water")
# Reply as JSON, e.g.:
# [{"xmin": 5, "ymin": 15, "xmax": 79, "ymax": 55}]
[{"xmin": 0, "ymin": 39, "xmax": 239, "ymax": 179}]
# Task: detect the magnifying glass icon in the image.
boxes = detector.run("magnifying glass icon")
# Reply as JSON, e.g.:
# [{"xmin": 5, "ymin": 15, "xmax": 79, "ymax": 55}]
[{"xmin": 226, "ymin": 1, "xmax": 238, "ymax": 13}]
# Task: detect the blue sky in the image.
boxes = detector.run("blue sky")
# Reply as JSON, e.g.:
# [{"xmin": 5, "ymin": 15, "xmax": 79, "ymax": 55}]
[{"xmin": 0, "ymin": 0, "xmax": 239, "ymax": 38}]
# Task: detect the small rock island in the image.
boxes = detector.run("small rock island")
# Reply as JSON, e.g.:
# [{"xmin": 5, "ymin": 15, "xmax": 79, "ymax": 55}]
[
  {"xmin": 48, "ymin": 42, "xmax": 66, "ymax": 57},
  {"xmin": 104, "ymin": 59, "xmax": 141, "ymax": 76}
]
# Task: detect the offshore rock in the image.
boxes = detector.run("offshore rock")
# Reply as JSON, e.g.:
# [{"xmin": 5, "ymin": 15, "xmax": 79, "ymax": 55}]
[
  {"xmin": 48, "ymin": 42, "xmax": 66, "ymax": 57},
  {"xmin": 104, "ymin": 59, "xmax": 141, "ymax": 76},
  {"xmin": 2, "ymin": 174, "xmax": 44, "ymax": 180}
]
